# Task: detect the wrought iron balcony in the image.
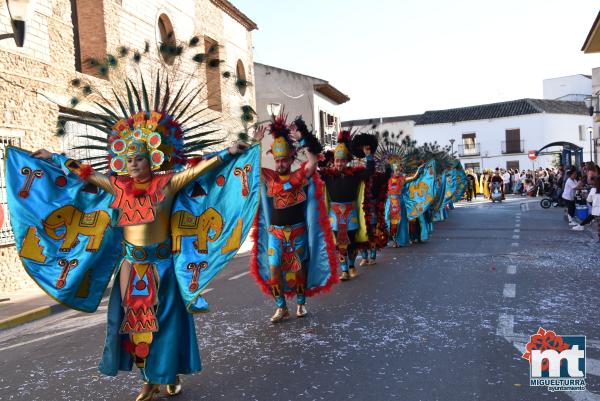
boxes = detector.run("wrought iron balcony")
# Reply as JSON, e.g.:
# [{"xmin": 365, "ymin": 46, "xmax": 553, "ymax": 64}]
[
  {"xmin": 458, "ymin": 143, "xmax": 480, "ymax": 157},
  {"xmin": 501, "ymin": 140, "xmax": 524, "ymax": 154}
]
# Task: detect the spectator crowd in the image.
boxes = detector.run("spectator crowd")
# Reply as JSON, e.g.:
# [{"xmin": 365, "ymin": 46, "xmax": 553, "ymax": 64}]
[{"xmin": 463, "ymin": 162, "xmax": 600, "ymax": 240}]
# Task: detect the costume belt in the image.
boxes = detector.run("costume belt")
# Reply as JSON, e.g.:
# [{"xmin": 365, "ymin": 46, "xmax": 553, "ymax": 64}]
[
  {"xmin": 119, "ymin": 239, "xmax": 171, "ymax": 367},
  {"xmin": 121, "ymin": 238, "xmax": 172, "ymax": 263},
  {"xmin": 268, "ymin": 222, "xmax": 306, "ymax": 272},
  {"xmin": 331, "ymin": 201, "xmax": 356, "ymax": 250}
]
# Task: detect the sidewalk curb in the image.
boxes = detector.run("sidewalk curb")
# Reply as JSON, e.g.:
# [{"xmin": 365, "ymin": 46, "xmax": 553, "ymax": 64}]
[
  {"xmin": 0, "ymin": 303, "xmax": 67, "ymax": 331},
  {"xmin": 0, "ymin": 251, "xmax": 253, "ymax": 331}
]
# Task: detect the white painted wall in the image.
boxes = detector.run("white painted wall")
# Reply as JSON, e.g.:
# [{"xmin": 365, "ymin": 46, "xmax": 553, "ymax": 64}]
[
  {"xmin": 590, "ymin": 67, "xmax": 600, "ymax": 162},
  {"xmin": 254, "ymin": 63, "xmax": 320, "ymax": 131},
  {"xmin": 313, "ymin": 91, "xmax": 342, "ymax": 147},
  {"xmin": 413, "ymin": 113, "xmax": 592, "ymax": 171},
  {"xmin": 343, "ymin": 119, "xmax": 416, "ymax": 141},
  {"xmin": 254, "ymin": 63, "xmax": 345, "ymax": 151},
  {"xmin": 543, "ymin": 75, "xmax": 591, "ymax": 100}
]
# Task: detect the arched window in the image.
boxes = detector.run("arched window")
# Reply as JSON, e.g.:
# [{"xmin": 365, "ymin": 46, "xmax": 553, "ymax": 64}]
[
  {"xmin": 236, "ymin": 59, "xmax": 247, "ymax": 96},
  {"xmin": 157, "ymin": 14, "xmax": 176, "ymax": 65}
]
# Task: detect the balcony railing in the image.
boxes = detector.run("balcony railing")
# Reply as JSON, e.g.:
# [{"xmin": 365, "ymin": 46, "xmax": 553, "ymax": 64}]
[
  {"xmin": 458, "ymin": 143, "xmax": 480, "ymax": 157},
  {"xmin": 501, "ymin": 140, "xmax": 524, "ymax": 154}
]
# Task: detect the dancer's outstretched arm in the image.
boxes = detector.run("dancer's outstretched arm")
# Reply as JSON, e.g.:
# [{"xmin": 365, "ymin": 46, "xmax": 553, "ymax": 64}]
[
  {"xmin": 169, "ymin": 141, "xmax": 249, "ymax": 193},
  {"xmin": 32, "ymin": 149, "xmax": 114, "ymax": 194}
]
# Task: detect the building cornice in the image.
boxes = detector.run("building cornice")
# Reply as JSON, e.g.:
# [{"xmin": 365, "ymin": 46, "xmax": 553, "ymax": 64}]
[
  {"xmin": 582, "ymin": 11, "xmax": 600, "ymax": 53},
  {"xmin": 314, "ymin": 83, "xmax": 350, "ymax": 105},
  {"xmin": 210, "ymin": 0, "xmax": 258, "ymax": 31}
]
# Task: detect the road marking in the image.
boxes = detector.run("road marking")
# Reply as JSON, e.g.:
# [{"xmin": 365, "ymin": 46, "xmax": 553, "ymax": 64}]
[
  {"xmin": 503, "ymin": 284, "xmax": 516, "ymax": 298},
  {"xmin": 566, "ymin": 391, "xmax": 600, "ymax": 401},
  {"xmin": 511, "ymin": 242, "xmax": 519, "ymax": 247},
  {"xmin": 513, "ymin": 229, "xmax": 520, "ymax": 233},
  {"xmin": 515, "ymin": 223, "xmax": 520, "ymax": 227},
  {"xmin": 202, "ymin": 288, "xmax": 214, "ymax": 294},
  {"xmin": 507, "ymin": 265, "xmax": 516, "ymax": 274},
  {"xmin": 587, "ymin": 358, "xmax": 600, "ymax": 376},
  {"xmin": 228, "ymin": 271, "xmax": 250, "ymax": 281},
  {"xmin": 512, "ymin": 235, "xmax": 520, "ymax": 240},
  {"xmin": 0, "ymin": 324, "xmax": 101, "ymax": 352},
  {"xmin": 496, "ymin": 313, "xmax": 514, "ymax": 337}
]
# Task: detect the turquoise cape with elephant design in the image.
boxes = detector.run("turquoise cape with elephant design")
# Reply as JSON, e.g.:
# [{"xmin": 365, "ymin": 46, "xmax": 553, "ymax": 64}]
[{"xmin": 5, "ymin": 145, "xmax": 260, "ymax": 313}]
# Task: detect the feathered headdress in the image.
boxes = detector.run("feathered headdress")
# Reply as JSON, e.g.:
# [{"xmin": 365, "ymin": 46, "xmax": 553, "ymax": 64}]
[
  {"xmin": 414, "ymin": 141, "xmax": 455, "ymax": 174},
  {"xmin": 56, "ymin": 36, "xmax": 243, "ymax": 174},
  {"xmin": 334, "ymin": 131, "xmax": 352, "ymax": 160},
  {"xmin": 375, "ymin": 130, "xmax": 413, "ymax": 172},
  {"xmin": 268, "ymin": 113, "xmax": 295, "ymax": 159},
  {"xmin": 350, "ymin": 133, "xmax": 378, "ymax": 159}
]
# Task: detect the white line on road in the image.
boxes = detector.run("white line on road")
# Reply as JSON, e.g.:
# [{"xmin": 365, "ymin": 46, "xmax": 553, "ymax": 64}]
[
  {"xmin": 513, "ymin": 229, "xmax": 520, "ymax": 233},
  {"xmin": 202, "ymin": 288, "xmax": 214, "ymax": 294},
  {"xmin": 0, "ymin": 325, "xmax": 100, "ymax": 352},
  {"xmin": 496, "ymin": 314, "xmax": 514, "ymax": 337},
  {"xmin": 507, "ymin": 265, "xmax": 516, "ymax": 275},
  {"xmin": 503, "ymin": 284, "xmax": 516, "ymax": 298},
  {"xmin": 228, "ymin": 271, "xmax": 250, "ymax": 281},
  {"xmin": 512, "ymin": 235, "xmax": 520, "ymax": 240},
  {"xmin": 565, "ymin": 391, "xmax": 600, "ymax": 401},
  {"xmin": 587, "ymin": 358, "xmax": 600, "ymax": 376},
  {"xmin": 515, "ymin": 223, "xmax": 521, "ymax": 227},
  {"xmin": 511, "ymin": 242, "xmax": 519, "ymax": 247}
]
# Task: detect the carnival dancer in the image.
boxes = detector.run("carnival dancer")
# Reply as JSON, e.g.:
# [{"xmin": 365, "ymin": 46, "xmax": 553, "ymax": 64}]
[
  {"xmin": 385, "ymin": 163, "xmax": 424, "ymax": 247},
  {"xmin": 6, "ymin": 43, "xmax": 261, "ymax": 401},
  {"xmin": 465, "ymin": 168, "xmax": 479, "ymax": 201},
  {"xmin": 250, "ymin": 116, "xmax": 338, "ymax": 323},
  {"xmin": 345, "ymin": 133, "xmax": 385, "ymax": 267},
  {"xmin": 360, "ymin": 167, "xmax": 388, "ymax": 265},
  {"xmin": 320, "ymin": 131, "xmax": 374, "ymax": 281},
  {"xmin": 481, "ymin": 170, "xmax": 491, "ymax": 199}
]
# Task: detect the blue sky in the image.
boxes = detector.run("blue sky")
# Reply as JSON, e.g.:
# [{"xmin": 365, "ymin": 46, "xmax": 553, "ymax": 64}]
[{"xmin": 232, "ymin": 0, "xmax": 600, "ymax": 120}]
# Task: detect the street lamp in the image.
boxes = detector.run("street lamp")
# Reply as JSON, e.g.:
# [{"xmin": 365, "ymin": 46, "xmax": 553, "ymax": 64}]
[
  {"xmin": 266, "ymin": 102, "xmax": 281, "ymax": 117},
  {"xmin": 585, "ymin": 94, "xmax": 599, "ymax": 163},
  {"xmin": 588, "ymin": 126, "xmax": 594, "ymax": 163},
  {"xmin": 449, "ymin": 138, "xmax": 455, "ymax": 155},
  {"xmin": 0, "ymin": 0, "xmax": 37, "ymax": 47}
]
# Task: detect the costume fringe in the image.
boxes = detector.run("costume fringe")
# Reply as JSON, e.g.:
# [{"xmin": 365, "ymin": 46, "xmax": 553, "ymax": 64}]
[
  {"xmin": 187, "ymin": 157, "xmax": 203, "ymax": 167},
  {"xmin": 77, "ymin": 164, "xmax": 94, "ymax": 180},
  {"xmin": 249, "ymin": 167, "xmax": 339, "ymax": 299}
]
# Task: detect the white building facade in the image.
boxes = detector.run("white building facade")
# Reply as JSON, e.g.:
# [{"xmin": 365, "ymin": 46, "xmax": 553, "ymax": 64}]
[
  {"xmin": 254, "ymin": 63, "xmax": 349, "ymax": 147},
  {"xmin": 581, "ymin": 13, "xmax": 600, "ymax": 164},
  {"xmin": 543, "ymin": 75, "xmax": 592, "ymax": 102},
  {"xmin": 414, "ymin": 99, "xmax": 592, "ymax": 172},
  {"xmin": 341, "ymin": 115, "xmax": 419, "ymax": 140}
]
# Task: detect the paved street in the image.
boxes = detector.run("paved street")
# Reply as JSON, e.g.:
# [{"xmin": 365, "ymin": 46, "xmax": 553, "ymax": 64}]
[{"xmin": 0, "ymin": 197, "xmax": 597, "ymax": 401}]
